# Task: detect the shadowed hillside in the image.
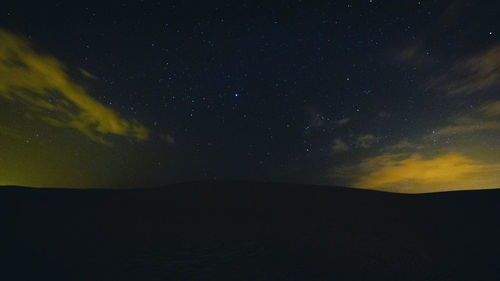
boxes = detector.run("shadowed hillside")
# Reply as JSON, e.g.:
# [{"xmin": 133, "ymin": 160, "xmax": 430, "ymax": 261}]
[{"xmin": 2, "ymin": 181, "xmax": 500, "ymax": 280}]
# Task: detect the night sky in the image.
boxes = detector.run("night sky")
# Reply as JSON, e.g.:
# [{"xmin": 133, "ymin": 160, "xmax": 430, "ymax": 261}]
[{"xmin": 1, "ymin": 1, "xmax": 499, "ymax": 192}]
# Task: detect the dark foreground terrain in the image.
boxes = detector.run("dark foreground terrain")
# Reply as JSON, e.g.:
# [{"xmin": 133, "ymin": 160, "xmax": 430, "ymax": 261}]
[{"xmin": 2, "ymin": 181, "xmax": 500, "ymax": 280}]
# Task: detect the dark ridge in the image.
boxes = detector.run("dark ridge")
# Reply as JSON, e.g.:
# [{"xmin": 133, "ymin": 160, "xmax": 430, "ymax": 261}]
[{"xmin": 2, "ymin": 181, "xmax": 500, "ymax": 280}]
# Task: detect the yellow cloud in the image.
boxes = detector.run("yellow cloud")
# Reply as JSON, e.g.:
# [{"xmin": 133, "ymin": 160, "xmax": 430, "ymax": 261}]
[
  {"xmin": 480, "ymin": 100, "xmax": 500, "ymax": 117},
  {"xmin": 0, "ymin": 125, "xmax": 23, "ymax": 140},
  {"xmin": 0, "ymin": 29, "xmax": 148, "ymax": 144},
  {"xmin": 332, "ymin": 153, "xmax": 488, "ymax": 193},
  {"xmin": 356, "ymin": 153, "xmax": 483, "ymax": 188}
]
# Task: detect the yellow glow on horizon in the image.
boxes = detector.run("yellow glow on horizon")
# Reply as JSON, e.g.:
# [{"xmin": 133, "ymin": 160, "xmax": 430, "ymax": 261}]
[{"xmin": 351, "ymin": 153, "xmax": 490, "ymax": 193}]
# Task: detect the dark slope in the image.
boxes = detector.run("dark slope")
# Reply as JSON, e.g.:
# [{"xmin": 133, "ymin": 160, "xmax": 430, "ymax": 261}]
[{"xmin": 2, "ymin": 181, "xmax": 500, "ymax": 280}]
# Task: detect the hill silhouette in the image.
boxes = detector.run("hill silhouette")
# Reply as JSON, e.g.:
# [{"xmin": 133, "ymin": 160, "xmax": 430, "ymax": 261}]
[{"xmin": 2, "ymin": 181, "xmax": 500, "ymax": 280}]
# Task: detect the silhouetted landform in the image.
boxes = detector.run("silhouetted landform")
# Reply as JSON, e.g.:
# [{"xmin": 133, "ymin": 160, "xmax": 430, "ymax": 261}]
[{"xmin": 2, "ymin": 181, "xmax": 500, "ymax": 280}]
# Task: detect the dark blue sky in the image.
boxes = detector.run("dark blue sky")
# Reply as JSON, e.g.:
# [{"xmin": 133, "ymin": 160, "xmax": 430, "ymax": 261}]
[{"xmin": 1, "ymin": 0, "xmax": 499, "ymax": 192}]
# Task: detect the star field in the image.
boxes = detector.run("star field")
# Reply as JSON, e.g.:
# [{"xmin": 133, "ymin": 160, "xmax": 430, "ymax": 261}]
[{"xmin": 1, "ymin": 1, "xmax": 500, "ymax": 192}]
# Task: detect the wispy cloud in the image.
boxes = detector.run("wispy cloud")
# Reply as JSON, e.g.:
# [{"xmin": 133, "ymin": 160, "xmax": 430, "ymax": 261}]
[
  {"xmin": 432, "ymin": 100, "xmax": 500, "ymax": 136},
  {"xmin": 377, "ymin": 111, "xmax": 391, "ymax": 119},
  {"xmin": 443, "ymin": 45, "xmax": 500, "ymax": 95},
  {"xmin": 335, "ymin": 118, "xmax": 350, "ymax": 127},
  {"xmin": 161, "ymin": 134, "xmax": 176, "ymax": 145},
  {"xmin": 79, "ymin": 68, "xmax": 98, "ymax": 80},
  {"xmin": 332, "ymin": 138, "xmax": 349, "ymax": 153},
  {"xmin": 395, "ymin": 43, "xmax": 421, "ymax": 63},
  {"xmin": 479, "ymin": 100, "xmax": 500, "ymax": 117},
  {"xmin": 434, "ymin": 118, "xmax": 500, "ymax": 135},
  {"xmin": 383, "ymin": 139, "xmax": 424, "ymax": 152},
  {"xmin": 0, "ymin": 125, "xmax": 23, "ymax": 140},
  {"xmin": 439, "ymin": 0, "xmax": 467, "ymax": 25},
  {"xmin": 356, "ymin": 134, "xmax": 375, "ymax": 149},
  {"xmin": 396, "ymin": 37, "xmax": 500, "ymax": 96},
  {"xmin": 0, "ymin": 29, "xmax": 148, "ymax": 145}
]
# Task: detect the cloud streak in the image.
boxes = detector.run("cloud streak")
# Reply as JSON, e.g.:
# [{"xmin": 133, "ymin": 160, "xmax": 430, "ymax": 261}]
[
  {"xmin": 432, "ymin": 100, "xmax": 500, "ymax": 136},
  {"xmin": 445, "ymin": 45, "xmax": 500, "ymax": 95},
  {"xmin": 0, "ymin": 29, "xmax": 148, "ymax": 144},
  {"xmin": 397, "ymin": 40, "xmax": 500, "ymax": 97},
  {"xmin": 434, "ymin": 119, "xmax": 500, "ymax": 135},
  {"xmin": 480, "ymin": 101, "xmax": 500, "ymax": 117}
]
